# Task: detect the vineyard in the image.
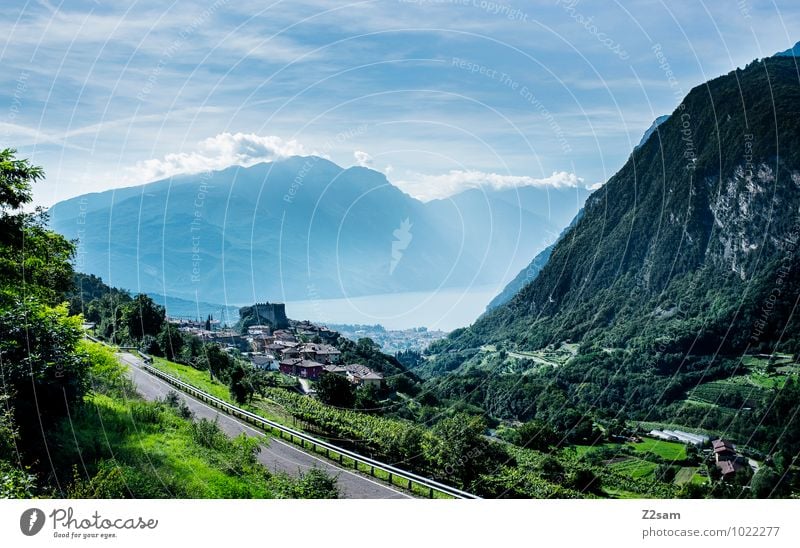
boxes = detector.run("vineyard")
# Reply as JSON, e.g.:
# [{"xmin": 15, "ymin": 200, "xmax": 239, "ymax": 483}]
[
  {"xmin": 687, "ymin": 379, "xmax": 769, "ymax": 409},
  {"xmin": 262, "ymin": 387, "xmax": 495, "ymax": 488}
]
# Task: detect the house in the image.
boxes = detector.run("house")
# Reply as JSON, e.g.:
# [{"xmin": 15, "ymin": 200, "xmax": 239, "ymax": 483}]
[
  {"xmin": 249, "ymin": 334, "xmax": 275, "ymax": 352},
  {"xmin": 279, "ymin": 358, "xmax": 324, "ymax": 380},
  {"xmin": 273, "ymin": 329, "xmax": 297, "ymax": 342},
  {"xmin": 248, "ymin": 324, "xmax": 272, "ymax": 336},
  {"xmin": 251, "ymin": 353, "xmax": 279, "ymax": 371},
  {"xmin": 712, "ymin": 439, "xmax": 746, "ymax": 479},
  {"xmin": 717, "ymin": 460, "xmax": 739, "ymax": 478},
  {"xmin": 323, "ymin": 364, "xmax": 348, "ymax": 375},
  {"xmin": 712, "ymin": 439, "xmax": 737, "ymax": 462},
  {"xmin": 297, "ymin": 343, "xmax": 341, "ymax": 364},
  {"xmin": 280, "ymin": 346, "xmax": 301, "ymax": 359},
  {"xmin": 209, "ymin": 329, "xmax": 249, "ymax": 351},
  {"xmin": 315, "ymin": 344, "xmax": 341, "ymax": 364},
  {"xmin": 323, "ymin": 363, "xmax": 383, "ymax": 388}
]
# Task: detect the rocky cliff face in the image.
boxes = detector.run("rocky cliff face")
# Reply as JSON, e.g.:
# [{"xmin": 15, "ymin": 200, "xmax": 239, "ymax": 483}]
[{"xmin": 441, "ymin": 55, "xmax": 800, "ymax": 356}]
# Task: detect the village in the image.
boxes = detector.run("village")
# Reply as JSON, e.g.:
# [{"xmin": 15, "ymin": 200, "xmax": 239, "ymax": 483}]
[
  {"xmin": 167, "ymin": 303, "xmax": 384, "ymax": 394},
  {"xmin": 165, "ymin": 302, "xmax": 768, "ymax": 493}
]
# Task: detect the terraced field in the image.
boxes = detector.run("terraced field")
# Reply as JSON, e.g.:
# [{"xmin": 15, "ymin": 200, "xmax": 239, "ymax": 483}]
[
  {"xmin": 609, "ymin": 458, "xmax": 658, "ymax": 479},
  {"xmin": 687, "ymin": 379, "xmax": 768, "ymax": 409}
]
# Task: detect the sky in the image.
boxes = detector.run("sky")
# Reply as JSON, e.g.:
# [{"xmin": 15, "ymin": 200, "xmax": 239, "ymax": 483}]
[{"xmin": 1, "ymin": 0, "xmax": 798, "ymax": 206}]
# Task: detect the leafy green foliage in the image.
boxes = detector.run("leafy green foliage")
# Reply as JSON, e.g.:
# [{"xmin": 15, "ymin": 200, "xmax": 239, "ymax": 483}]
[
  {"xmin": 0, "ymin": 302, "xmax": 89, "ymax": 438},
  {"xmin": 316, "ymin": 373, "xmax": 355, "ymax": 408}
]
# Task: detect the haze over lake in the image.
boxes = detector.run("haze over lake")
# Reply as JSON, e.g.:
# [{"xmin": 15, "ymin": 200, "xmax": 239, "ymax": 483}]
[{"xmin": 283, "ymin": 286, "xmax": 501, "ymax": 331}]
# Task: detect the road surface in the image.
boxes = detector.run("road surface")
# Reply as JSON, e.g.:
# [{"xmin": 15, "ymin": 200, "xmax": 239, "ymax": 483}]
[{"xmin": 118, "ymin": 353, "xmax": 409, "ymax": 499}]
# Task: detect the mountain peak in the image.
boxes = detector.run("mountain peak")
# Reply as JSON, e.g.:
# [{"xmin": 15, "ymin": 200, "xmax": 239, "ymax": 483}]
[
  {"xmin": 774, "ymin": 40, "xmax": 800, "ymax": 57},
  {"xmin": 635, "ymin": 114, "xmax": 670, "ymax": 149}
]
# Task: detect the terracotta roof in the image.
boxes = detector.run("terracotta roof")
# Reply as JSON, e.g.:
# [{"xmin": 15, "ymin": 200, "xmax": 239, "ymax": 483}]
[{"xmin": 712, "ymin": 439, "xmax": 736, "ymax": 453}]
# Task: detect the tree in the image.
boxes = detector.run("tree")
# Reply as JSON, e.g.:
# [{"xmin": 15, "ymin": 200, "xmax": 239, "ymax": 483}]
[
  {"xmin": 422, "ymin": 413, "xmax": 489, "ymax": 486},
  {"xmin": 1, "ymin": 149, "xmax": 74, "ymax": 306},
  {"xmin": 228, "ymin": 362, "xmax": 255, "ymax": 405},
  {"xmin": 157, "ymin": 323, "xmax": 185, "ymax": 361},
  {"xmin": 514, "ymin": 420, "xmax": 559, "ymax": 451},
  {"xmin": 316, "ymin": 374, "xmax": 355, "ymax": 408},
  {"xmin": 0, "ymin": 150, "xmax": 87, "ymax": 453},
  {"xmin": 203, "ymin": 344, "xmax": 233, "ymax": 381},
  {"xmin": 354, "ymin": 384, "xmax": 380, "ymax": 411},
  {"xmin": 123, "ymin": 294, "xmax": 165, "ymax": 340},
  {"xmin": 0, "ymin": 302, "xmax": 89, "ymax": 441},
  {"xmin": 751, "ymin": 466, "xmax": 786, "ymax": 498}
]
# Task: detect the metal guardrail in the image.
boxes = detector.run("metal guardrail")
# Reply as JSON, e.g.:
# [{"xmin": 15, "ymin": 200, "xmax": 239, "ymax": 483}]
[{"xmin": 132, "ymin": 355, "xmax": 480, "ymax": 499}]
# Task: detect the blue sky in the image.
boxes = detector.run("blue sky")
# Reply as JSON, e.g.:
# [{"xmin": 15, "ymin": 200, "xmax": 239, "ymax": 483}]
[{"xmin": 1, "ymin": 0, "xmax": 798, "ymax": 206}]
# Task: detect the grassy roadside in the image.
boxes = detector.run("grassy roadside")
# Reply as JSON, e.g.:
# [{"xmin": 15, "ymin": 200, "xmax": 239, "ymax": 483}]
[
  {"xmin": 61, "ymin": 341, "xmax": 338, "ymax": 498},
  {"xmin": 146, "ymin": 355, "xmax": 451, "ymax": 498}
]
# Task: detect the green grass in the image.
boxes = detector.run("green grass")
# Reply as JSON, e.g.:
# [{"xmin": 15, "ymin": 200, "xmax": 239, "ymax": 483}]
[
  {"xmin": 150, "ymin": 357, "xmax": 233, "ymax": 402},
  {"xmin": 56, "ymin": 392, "xmax": 324, "ymax": 498},
  {"xmin": 673, "ymin": 466, "xmax": 703, "ymax": 486},
  {"xmin": 610, "ymin": 458, "xmax": 657, "ymax": 479},
  {"xmin": 628, "ymin": 437, "xmax": 687, "ymax": 461},
  {"xmin": 604, "ymin": 487, "xmax": 655, "ymax": 499}
]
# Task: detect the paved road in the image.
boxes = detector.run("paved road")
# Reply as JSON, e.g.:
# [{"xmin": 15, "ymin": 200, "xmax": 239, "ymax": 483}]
[{"xmin": 118, "ymin": 353, "xmax": 409, "ymax": 499}]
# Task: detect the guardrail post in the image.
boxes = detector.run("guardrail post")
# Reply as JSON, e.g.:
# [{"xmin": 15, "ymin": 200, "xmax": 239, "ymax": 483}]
[
  {"xmin": 388, "ymin": 472, "xmax": 393, "ymax": 484},
  {"xmin": 429, "ymin": 487, "xmax": 434, "ymax": 498},
  {"xmin": 370, "ymin": 466, "xmax": 374, "ymax": 476},
  {"xmin": 407, "ymin": 479, "xmax": 412, "ymax": 490}
]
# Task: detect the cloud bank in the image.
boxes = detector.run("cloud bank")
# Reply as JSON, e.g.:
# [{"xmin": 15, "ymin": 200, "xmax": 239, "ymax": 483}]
[
  {"xmin": 395, "ymin": 170, "xmax": 585, "ymax": 201},
  {"xmin": 121, "ymin": 134, "xmax": 584, "ymax": 201},
  {"xmin": 124, "ymin": 132, "xmax": 309, "ymax": 184}
]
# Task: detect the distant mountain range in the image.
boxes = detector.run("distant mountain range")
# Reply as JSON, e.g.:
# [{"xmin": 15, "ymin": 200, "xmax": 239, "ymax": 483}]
[{"xmin": 49, "ymin": 157, "xmax": 588, "ymax": 304}]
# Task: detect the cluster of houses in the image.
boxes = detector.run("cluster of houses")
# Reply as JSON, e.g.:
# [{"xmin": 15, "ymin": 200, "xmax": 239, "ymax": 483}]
[
  {"xmin": 247, "ymin": 324, "xmax": 383, "ymax": 388},
  {"xmin": 169, "ymin": 314, "xmax": 385, "ymax": 390}
]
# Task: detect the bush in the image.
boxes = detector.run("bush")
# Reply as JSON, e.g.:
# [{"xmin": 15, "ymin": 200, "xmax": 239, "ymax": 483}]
[
  {"xmin": 163, "ymin": 391, "xmax": 193, "ymax": 420},
  {"xmin": 190, "ymin": 418, "xmax": 228, "ymax": 451},
  {"xmin": 129, "ymin": 401, "xmax": 163, "ymax": 424},
  {"xmin": 67, "ymin": 461, "xmax": 167, "ymax": 498}
]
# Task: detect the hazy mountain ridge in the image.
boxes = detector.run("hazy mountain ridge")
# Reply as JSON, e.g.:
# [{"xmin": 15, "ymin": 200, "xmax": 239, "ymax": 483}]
[{"xmin": 50, "ymin": 156, "xmax": 588, "ymax": 304}]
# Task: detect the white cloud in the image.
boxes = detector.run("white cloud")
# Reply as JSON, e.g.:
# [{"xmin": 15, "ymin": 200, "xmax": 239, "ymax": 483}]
[
  {"xmin": 353, "ymin": 150, "xmax": 373, "ymax": 167},
  {"xmin": 395, "ymin": 170, "xmax": 585, "ymax": 201},
  {"xmin": 122, "ymin": 132, "xmax": 309, "ymax": 184}
]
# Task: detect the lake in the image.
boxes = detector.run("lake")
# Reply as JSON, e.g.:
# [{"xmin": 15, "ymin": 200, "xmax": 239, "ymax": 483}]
[
  {"xmin": 154, "ymin": 285, "xmax": 504, "ymax": 331},
  {"xmin": 283, "ymin": 285, "xmax": 502, "ymax": 331}
]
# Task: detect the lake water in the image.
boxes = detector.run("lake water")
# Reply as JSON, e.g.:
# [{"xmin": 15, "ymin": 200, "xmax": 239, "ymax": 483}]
[{"xmin": 283, "ymin": 285, "xmax": 503, "ymax": 331}]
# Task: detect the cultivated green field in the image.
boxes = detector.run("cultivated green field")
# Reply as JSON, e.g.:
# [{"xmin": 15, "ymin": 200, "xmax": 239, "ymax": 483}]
[{"xmin": 630, "ymin": 437, "xmax": 688, "ymax": 461}]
